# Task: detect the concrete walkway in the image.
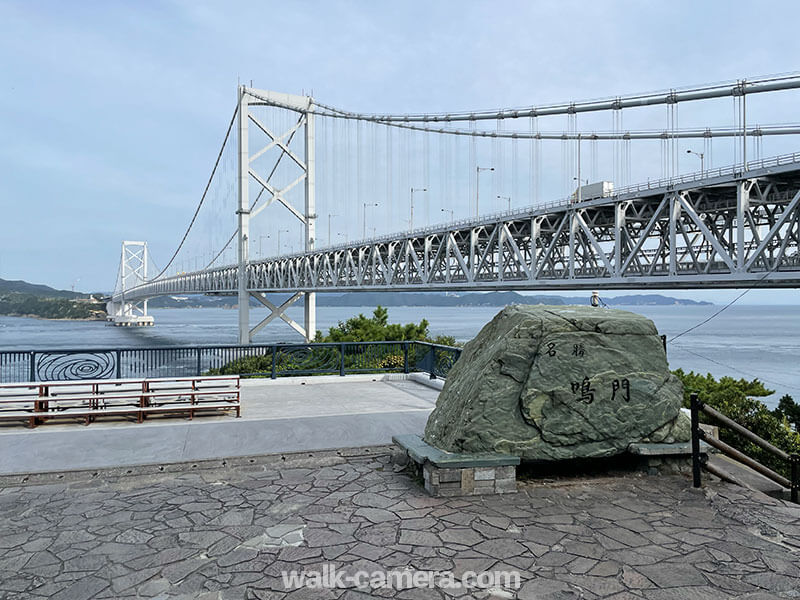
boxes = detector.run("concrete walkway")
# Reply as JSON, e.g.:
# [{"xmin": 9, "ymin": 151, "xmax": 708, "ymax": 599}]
[{"xmin": 0, "ymin": 374, "xmax": 441, "ymax": 476}]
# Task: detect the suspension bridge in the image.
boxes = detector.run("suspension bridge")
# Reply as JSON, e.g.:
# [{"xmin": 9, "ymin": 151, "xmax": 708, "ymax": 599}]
[{"xmin": 109, "ymin": 74, "xmax": 800, "ymax": 343}]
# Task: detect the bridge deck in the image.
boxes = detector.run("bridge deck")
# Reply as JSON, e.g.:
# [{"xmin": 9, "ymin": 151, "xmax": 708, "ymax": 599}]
[{"xmin": 115, "ymin": 155, "xmax": 800, "ymax": 302}]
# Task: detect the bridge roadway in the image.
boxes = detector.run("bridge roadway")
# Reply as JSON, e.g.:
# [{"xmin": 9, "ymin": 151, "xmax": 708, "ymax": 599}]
[{"xmin": 116, "ymin": 153, "xmax": 800, "ymax": 307}]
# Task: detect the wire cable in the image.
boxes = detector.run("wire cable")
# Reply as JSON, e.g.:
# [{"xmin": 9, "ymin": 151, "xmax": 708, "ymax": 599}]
[
  {"xmin": 199, "ymin": 114, "xmax": 306, "ymax": 272},
  {"xmin": 667, "ymin": 269, "xmax": 775, "ymax": 343},
  {"xmin": 669, "ymin": 343, "xmax": 800, "ymax": 394},
  {"xmin": 148, "ymin": 104, "xmax": 239, "ymax": 281}
]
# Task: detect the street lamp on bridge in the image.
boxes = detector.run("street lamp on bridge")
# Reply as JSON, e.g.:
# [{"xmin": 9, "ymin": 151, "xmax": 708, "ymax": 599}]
[
  {"xmin": 686, "ymin": 149, "xmax": 705, "ymax": 177},
  {"xmin": 276, "ymin": 229, "xmax": 289, "ymax": 257},
  {"xmin": 327, "ymin": 213, "xmax": 338, "ymax": 247},
  {"xmin": 441, "ymin": 207, "xmax": 454, "ymax": 224},
  {"xmin": 410, "ymin": 187, "xmax": 427, "ymax": 231},
  {"xmin": 363, "ymin": 202, "xmax": 379, "ymax": 239},
  {"xmin": 258, "ymin": 234, "xmax": 270, "ymax": 258},
  {"xmin": 476, "ymin": 166, "xmax": 494, "ymax": 218},
  {"xmin": 497, "ymin": 195, "xmax": 511, "ymax": 211}
]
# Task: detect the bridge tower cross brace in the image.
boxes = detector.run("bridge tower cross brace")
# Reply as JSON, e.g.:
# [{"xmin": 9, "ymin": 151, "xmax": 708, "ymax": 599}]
[{"xmin": 236, "ymin": 86, "xmax": 317, "ymax": 344}]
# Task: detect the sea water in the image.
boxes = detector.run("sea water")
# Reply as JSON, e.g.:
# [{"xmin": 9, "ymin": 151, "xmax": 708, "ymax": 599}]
[{"xmin": 0, "ymin": 304, "xmax": 797, "ymax": 408}]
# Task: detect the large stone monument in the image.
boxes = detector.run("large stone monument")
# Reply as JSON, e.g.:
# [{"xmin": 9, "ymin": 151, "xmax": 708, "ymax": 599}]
[{"xmin": 424, "ymin": 305, "xmax": 690, "ymax": 461}]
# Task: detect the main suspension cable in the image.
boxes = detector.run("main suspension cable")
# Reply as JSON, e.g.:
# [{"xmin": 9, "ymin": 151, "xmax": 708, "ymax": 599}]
[{"xmin": 149, "ymin": 103, "xmax": 239, "ymax": 281}]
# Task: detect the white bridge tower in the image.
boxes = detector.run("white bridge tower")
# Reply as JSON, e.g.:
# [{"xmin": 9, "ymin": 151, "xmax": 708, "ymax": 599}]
[
  {"xmin": 236, "ymin": 86, "xmax": 317, "ymax": 344},
  {"xmin": 106, "ymin": 241, "xmax": 155, "ymax": 327}
]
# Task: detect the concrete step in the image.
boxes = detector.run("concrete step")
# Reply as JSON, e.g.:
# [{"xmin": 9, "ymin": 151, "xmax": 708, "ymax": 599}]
[{"xmin": 707, "ymin": 454, "xmax": 793, "ymax": 501}]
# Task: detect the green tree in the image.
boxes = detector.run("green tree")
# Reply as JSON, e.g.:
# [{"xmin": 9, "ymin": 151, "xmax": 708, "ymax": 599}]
[
  {"xmin": 773, "ymin": 394, "xmax": 800, "ymax": 432},
  {"xmin": 314, "ymin": 306, "xmax": 456, "ymax": 345},
  {"xmin": 673, "ymin": 369, "xmax": 800, "ymax": 478}
]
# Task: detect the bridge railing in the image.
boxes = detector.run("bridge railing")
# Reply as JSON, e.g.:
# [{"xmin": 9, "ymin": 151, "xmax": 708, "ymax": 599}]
[
  {"xmin": 614, "ymin": 150, "xmax": 800, "ymax": 198},
  {"xmin": 0, "ymin": 342, "xmax": 462, "ymax": 384}
]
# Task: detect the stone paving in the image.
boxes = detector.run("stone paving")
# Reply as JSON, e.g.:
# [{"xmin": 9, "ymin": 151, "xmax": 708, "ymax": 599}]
[{"xmin": 1, "ymin": 448, "xmax": 799, "ymax": 599}]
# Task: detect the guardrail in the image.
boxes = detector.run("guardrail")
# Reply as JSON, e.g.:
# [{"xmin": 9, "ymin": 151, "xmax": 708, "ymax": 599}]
[
  {"xmin": 0, "ymin": 341, "xmax": 462, "ymax": 383},
  {"xmin": 690, "ymin": 392, "xmax": 799, "ymax": 504}
]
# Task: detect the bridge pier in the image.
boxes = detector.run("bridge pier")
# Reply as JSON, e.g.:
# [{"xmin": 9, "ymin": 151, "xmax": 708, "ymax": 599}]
[{"xmin": 105, "ymin": 300, "xmax": 154, "ymax": 327}]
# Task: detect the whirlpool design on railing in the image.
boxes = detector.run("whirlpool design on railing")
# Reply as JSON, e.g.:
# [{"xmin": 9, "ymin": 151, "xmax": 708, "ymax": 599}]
[{"xmin": 35, "ymin": 351, "xmax": 117, "ymax": 381}]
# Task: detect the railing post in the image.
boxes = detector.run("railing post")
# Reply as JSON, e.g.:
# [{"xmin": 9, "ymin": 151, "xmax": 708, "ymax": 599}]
[
  {"xmin": 791, "ymin": 454, "xmax": 799, "ymax": 504},
  {"xmin": 403, "ymin": 342, "xmax": 410, "ymax": 374},
  {"xmin": 196, "ymin": 348, "xmax": 202, "ymax": 376},
  {"xmin": 690, "ymin": 392, "xmax": 702, "ymax": 488},
  {"xmin": 115, "ymin": 350, "xmax": 121, "ymax": 379},
  {"xmin": 29, "ymin": 351, "xmax": 36, "ymax": 383},
  {"xmin": 271, "ymin": 346, "xmax": 277, "ymax": 379},
  {"xmin": 339, "ymin": 343, "xmax": 346, "ymax": 377}
]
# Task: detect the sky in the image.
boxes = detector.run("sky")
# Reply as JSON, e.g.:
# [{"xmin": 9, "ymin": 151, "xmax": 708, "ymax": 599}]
[{"xmin": 1, "ymin": 0, "xmax": 800, "ymax": 305}]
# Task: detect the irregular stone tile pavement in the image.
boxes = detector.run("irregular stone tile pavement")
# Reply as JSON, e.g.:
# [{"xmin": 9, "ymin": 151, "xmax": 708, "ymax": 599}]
[{"xmin": 0, "ymin": 449, "xmax": 799, "ymax": 599}]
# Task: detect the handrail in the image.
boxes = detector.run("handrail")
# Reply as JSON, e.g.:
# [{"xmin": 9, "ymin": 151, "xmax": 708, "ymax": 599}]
[
  {"xmin": 0, "ymin": 341, "xmax": 462, "ymax": 384},
  {"xmin": 700, "ymin": 403, "xmax": 789, "ymax": 460},
  {"xmin": 690, "ymin": 392, "xmax": 799, "ymax": 503}
]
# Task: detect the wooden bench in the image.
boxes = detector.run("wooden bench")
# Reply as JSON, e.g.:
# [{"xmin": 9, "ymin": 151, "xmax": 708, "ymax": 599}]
[{"xmin": 0, "ymin": 375, "xmax": 240, "ymax": 428}]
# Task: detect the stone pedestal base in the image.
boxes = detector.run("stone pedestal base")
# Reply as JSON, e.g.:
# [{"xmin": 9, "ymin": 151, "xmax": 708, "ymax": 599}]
[
  {"xmin": 627, "ymin": 441, "xmax": 709, "ymax": 476},
  {"xmin": 422, "ymin": 463, "xmax": 517, "ymax": 497},
  {"xmin": 393, "ymin": 434, "xmax": 519, "ymax": 497}
]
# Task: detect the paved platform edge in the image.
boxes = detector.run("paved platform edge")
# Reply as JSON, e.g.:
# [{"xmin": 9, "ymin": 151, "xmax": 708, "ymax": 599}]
[
  {"xmin": 238, "ymin": 372, "xmax": 444, "ymax": 390},
  {"xmin": 0, "ymin": 444, "xmax": 395, "ymax": 487}
]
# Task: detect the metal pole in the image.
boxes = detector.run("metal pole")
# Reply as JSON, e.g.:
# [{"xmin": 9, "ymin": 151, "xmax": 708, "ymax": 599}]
[
  {"xmin": 791, "ymin": 454, "xmax": 799, "ymax": 504},
  {"xmin": 304, "ymin": 109, "xmax": 316, "ymax": 342},
  {"xmin": 236, "ymin": 86, "xmax": 251, "ymax": 345},
  {"xmin": 691, "ymin": 392, "xmax": 702, "ymax": 488},
  {"xmin": 476, "ymin": 167, "xmax": 494, "ymax": 217},
  {"xmin": 410, "ymin": 188, "xmax": 427, "ymax": 232},
  {"xmin": 476, "ymin": 166, "xmax": 479, "ymax": 218},
  {"xmin": 410, "ymin": 188, "xmax": 414, "ymax": 231},
  {"xmin": 577, "ymin": 133, "xmax": 582, "ymax": 204},
  {"xmin": 742, "ymin": 80, "xmax": 747, "ymax": 169},
  {"xmin": 363, "ymin": 203, "xmax": 378, "ymax": 239}
]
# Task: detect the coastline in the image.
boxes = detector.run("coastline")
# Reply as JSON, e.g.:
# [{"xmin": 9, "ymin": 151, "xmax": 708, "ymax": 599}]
[{"xmin": 0, "ymin": 312, "xmax": 106, "ymax": 322}]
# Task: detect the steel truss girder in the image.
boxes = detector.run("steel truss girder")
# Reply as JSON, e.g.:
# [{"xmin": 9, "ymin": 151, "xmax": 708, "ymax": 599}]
[{"xmin": 118, "ymin": 165, "xmax": 800, "ymax": 300}]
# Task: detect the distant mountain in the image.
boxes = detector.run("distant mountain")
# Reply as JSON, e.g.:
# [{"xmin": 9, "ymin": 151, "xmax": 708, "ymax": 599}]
[
  {"xmin": 315, "ymin": 291, "xmax": 712, "ymax": 307},
  {"xmin": 0, "ymin": 279, "xmax": 105, "ymax": 320},
  {"xmin": 315, "ymin": 291, "xmax": 566, "ymax": 307},
  {"xmin": 591, "ymin": 294, "xmax": 713, "ymax": 306},
  {"xmin": 147, "ymin": 290, "xmax": 711, "ymax": 308},
  {"xmin": 0, "ymin": 278, "xmax": 83, "ymax": 299}
]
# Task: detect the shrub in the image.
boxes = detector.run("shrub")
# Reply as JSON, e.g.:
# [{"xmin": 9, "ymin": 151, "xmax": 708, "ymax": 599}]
[{"xmin": 673, "ymin": 369, "xmax": 800, "ymax": 478}]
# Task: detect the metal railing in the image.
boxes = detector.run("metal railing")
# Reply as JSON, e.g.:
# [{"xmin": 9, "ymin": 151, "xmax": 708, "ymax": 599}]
[
  {"xmin": 690, "ymin": 392, "xmax": 799, "ymax": 504},
  {"xmin": 614, "ymin": 151, "xmax": 800, "ymax": 198},
  {"xmin": 0, "ymin": 341, "xmax": 462, "ymax": 384}
]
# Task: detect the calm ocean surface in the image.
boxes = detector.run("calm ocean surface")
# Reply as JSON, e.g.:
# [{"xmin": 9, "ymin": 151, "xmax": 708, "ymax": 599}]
[{"xmin": 0, "ymin": 304, "xmax": 797, "ymax": 408}]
